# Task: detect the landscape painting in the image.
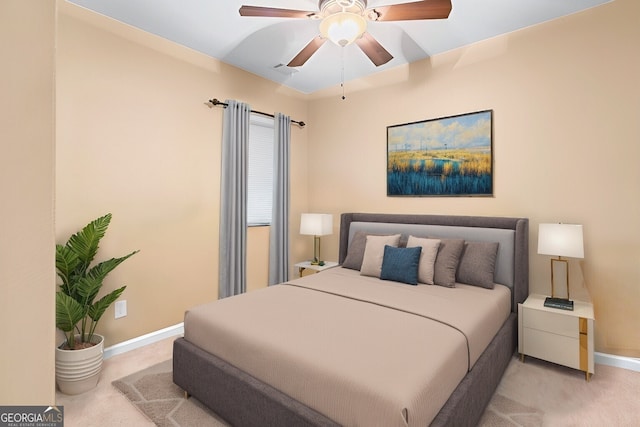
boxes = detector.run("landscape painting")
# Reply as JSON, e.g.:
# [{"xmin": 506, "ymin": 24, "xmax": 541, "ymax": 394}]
[{"xmin": 387, "ymin": 110, "xmax": 493, "ymax": 197}]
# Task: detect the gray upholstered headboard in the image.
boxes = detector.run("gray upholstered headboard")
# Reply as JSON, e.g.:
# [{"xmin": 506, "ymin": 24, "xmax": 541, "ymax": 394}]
[{"xmin": 338, "ymin": 213, "xmax": 529, "ymax": 312}]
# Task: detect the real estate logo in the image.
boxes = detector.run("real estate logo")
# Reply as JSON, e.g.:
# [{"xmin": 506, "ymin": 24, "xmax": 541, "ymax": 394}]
[{"xmin": 0, "ymin": 406, "xmax": 63, "ymax": 427}]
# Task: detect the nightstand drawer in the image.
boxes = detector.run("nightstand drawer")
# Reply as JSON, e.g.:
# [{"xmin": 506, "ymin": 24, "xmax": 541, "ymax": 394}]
[
  {"xmin": 523, "ymin": 307, "xmax": 578, "ymax": 338},
  {"xmin": 523, "ymin": 328, "xmax": 580, "ymax": 369}
]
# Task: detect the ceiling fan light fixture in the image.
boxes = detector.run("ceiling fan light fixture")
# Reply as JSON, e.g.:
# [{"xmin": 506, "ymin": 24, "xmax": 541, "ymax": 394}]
[{"xmin": 319, "ymin": 12, "xmax": 367, "ymax": 47}]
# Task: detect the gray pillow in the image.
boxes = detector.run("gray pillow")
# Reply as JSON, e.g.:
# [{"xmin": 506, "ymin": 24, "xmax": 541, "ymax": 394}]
[
  {"xmin": 433, "ymin": 238, "xmax": 465, "ymax": 288},
  {"xmin": 456, "ymin": 241, "xmax": 499, "ymax": 289},
  {"xmin": 342, "ymin": 231, "xmax": 370, "ymax": 270}
]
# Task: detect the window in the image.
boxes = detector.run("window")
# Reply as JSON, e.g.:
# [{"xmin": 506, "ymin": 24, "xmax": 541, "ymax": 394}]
[{"xmin": 247, "ymin": 114, "xmax": 274, "ymax": 226}]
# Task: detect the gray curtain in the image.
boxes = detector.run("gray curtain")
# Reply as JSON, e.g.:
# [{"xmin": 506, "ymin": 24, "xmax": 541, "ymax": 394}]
[
  {"xmin": 268, "ymin": 113, "xmax": 291, "ymax": 285},
  {"xmin": 218, "ymin": 100, "xmax": 251, "ymax": 298}
]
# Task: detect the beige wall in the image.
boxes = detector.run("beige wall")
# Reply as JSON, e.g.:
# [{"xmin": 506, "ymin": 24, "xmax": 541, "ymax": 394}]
[
  {"xmin": 55, "ymin": 3, "xmax": 309, "ymax": 347},
  {"xmin": 308, "ymin": 0, "xmax": 640, "ymax": 357},
  {"xmin": 0, "ymin": 1, "xmax": 56, "ymax": 404}
]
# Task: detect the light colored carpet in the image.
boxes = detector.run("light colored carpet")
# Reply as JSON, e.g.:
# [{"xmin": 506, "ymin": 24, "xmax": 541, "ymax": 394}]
[
  {"xmin": 480, "ymin": 355, "xmax": 640, "ymax": 427},
  {"xmin": 113, "ymin": 354, "xmax": 640, "ymax": 427}
]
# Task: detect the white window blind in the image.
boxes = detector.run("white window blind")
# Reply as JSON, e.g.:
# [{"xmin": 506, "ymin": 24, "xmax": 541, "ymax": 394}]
[{"xmin": 247, "ymin": 114, "xmax": 274, "ymax": 226}]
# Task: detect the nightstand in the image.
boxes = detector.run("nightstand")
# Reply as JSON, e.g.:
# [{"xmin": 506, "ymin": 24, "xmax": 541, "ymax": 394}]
[
  {"xmin": 295, "ymin": 261, "xmax": 339, "ymax": 277},
  {"xmin": 518, "ymin": 293, "xmax": 594, "ymax": 381}
]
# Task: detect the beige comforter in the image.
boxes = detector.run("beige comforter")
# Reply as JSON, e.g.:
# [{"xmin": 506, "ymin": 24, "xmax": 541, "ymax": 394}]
[{"xmin": 184, "ymin": 267, "xmax": 511, "ymax": 427}]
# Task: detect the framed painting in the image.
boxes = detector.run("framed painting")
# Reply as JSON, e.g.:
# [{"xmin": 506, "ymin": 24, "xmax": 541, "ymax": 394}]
[{"xmin": 387, "ymin": 110, "xmax": 493, "ymax": 197}]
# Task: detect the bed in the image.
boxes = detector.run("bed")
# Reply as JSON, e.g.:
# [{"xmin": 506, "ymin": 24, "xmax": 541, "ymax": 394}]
[{"xmin": 173, "ymin": 213, "xmax": 529, "ymax": 426}]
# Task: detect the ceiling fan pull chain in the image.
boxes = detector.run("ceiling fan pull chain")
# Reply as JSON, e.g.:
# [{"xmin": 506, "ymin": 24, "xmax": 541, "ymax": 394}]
[{"xmin": 341, "ymin": 46, "xmax": 346, "ymax": 100}]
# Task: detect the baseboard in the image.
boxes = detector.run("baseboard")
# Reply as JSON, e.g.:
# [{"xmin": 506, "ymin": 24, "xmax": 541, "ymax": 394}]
[
  {"xmin": 595, "ymin": 352, "xmax": 640, "ymax": 373},
  {"xmin": 103, "ymin": 323, "xmax": 184, "ymax": 360}
]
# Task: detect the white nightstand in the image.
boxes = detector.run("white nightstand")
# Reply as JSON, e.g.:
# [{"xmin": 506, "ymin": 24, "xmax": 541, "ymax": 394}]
[
  {"xmin": 295, "ymin": 261, "xmax": 339, "ymax": 277},
  {"xmin": 518, "ymin": 293, "xmax": 595, "ymax": 381}
]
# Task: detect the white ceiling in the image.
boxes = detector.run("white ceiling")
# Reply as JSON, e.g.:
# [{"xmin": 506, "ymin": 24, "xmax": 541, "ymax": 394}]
[{"xmin": 67, "ymin": 0, "xmax": 610, "ymax": 94}]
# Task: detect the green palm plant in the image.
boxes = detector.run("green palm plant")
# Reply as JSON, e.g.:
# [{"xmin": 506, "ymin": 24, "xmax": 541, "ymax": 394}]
[{"xmin": 55, "ymin": 213, "xmax": 139, "ymax": 350}]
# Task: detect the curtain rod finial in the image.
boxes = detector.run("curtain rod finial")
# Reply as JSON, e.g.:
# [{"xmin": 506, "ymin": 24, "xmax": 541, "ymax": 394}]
[{"xmin": 207, "ymin": 98, "xmax": 222, "ymax": 108}]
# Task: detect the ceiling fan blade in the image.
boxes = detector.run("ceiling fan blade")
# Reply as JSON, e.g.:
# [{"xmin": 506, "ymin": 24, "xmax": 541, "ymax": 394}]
[
  {"xmin": 372, "ymin": 0, "xmax": 452, "ymax": 21},
  {"xmin": 239, "ymin": 6, "xmax": 315, "ymax": 19},
  {"xmin": 355, "ymin": 33, "xmax": 393, "ymax": 66},
  {"xmin": 288, "ymin": 37, "xmax": 327, "ymax": 67}
]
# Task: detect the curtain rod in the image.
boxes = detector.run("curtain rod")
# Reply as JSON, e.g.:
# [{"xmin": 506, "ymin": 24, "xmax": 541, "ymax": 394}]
[{"xmin": 208, "ymin": 98, "xmax": 306, "ymax": 128}]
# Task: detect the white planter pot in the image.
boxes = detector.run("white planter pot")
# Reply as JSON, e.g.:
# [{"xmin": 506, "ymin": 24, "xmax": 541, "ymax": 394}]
[{"xmin": 55, "ymin": 334, "xmax": 104, "ymax": 395}]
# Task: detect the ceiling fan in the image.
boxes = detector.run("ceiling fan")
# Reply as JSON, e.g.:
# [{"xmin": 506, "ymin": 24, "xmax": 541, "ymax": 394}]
[{"xmin": 239, "ymin": 0, "xmax": 452, "ymax": 68}]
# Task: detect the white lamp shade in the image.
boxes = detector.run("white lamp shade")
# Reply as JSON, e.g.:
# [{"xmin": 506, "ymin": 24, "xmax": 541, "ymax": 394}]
[
  {"xmin": 538, "ymin": 223, "xmax": 584, "ymax": 258},
  {"xmin": 300, "ymin": 213, "xmax": 333, "ymax": 236}
]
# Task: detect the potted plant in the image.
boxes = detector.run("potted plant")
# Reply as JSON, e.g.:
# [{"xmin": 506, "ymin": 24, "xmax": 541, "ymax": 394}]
[{"xmin": 55, "ymin": 213, "xmax": 138, "ymax": 394}]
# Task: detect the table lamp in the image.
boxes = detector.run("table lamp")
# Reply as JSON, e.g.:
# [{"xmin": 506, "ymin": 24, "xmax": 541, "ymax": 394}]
[
  {"xmin": 537, "ymin": 223, "xmax": 584, "ymax": 310},
  {"xmin": 300, "ymin": 213, "xmax": 333, "ymax": 265}
]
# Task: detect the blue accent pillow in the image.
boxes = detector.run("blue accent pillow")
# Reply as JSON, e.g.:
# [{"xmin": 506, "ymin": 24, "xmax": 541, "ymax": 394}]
[{"xmin": 380, "ymin": 245, "xmax": 422, "ymax": 285}]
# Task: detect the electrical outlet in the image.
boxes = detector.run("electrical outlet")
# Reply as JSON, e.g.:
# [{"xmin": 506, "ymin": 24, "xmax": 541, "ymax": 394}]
[{"xmin": 115, "ymin": 300, "xmax": 127, "ymax": 319}]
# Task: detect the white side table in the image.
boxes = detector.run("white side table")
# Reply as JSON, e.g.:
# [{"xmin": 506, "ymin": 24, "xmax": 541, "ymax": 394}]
[
  {"xmin": 518, "ymin": 293, "xmax": 595, "ymax": 381},
  {"xmin": 295, "ymin": 261, "xmax": 339, "ymax": 277}
]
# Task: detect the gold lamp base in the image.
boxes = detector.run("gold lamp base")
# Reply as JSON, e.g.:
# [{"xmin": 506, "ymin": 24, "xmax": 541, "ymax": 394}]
[
  {"xmin": 547, "ymin": 257, "xmax": 573, "ymax": 310},
  {"xmin": 310, "ymin": 235, "xmax": 324, "ymax": 265}
]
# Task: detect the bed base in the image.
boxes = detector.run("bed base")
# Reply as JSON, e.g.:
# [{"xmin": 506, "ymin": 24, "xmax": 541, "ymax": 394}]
[{"xmin": 173, "ymin": 312, "xmax": 516, "ymax": 427}]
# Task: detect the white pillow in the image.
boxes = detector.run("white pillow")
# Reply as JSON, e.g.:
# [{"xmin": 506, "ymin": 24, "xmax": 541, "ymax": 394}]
[
  {"xmin": 360, "ymin": 234, "xmax": 401, "ymax": 278},
  {"xmin": 406, "ymin": 236, "xmax": 441, "ymax": 285}
]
